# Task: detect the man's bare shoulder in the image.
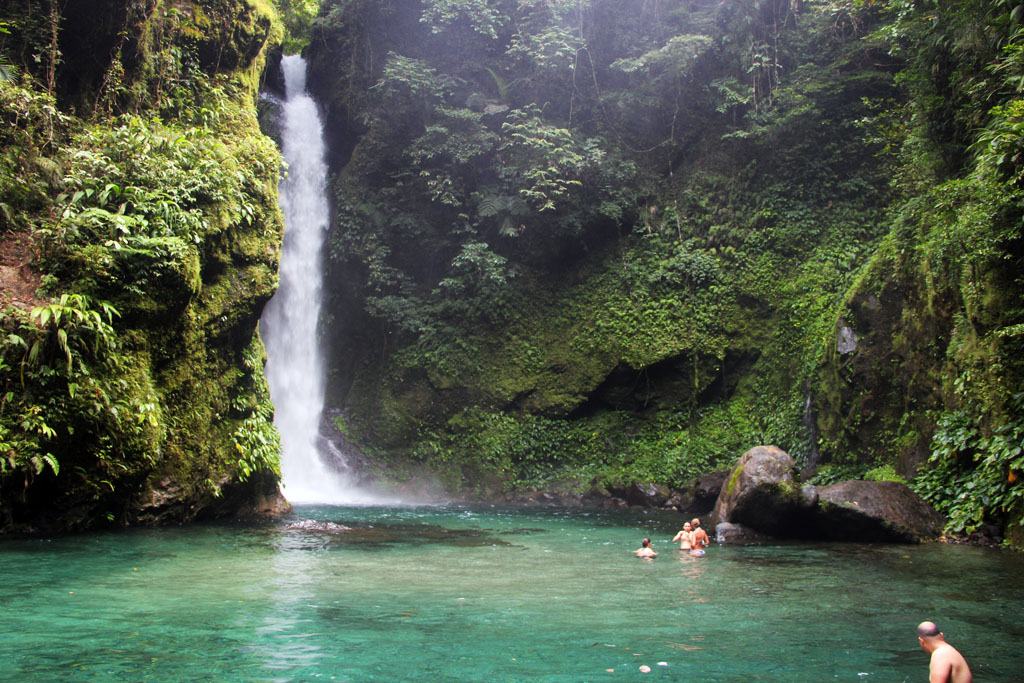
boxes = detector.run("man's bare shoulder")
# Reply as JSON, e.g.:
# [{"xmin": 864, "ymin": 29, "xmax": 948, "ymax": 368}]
[{"xmin": 931, "ymin": 644, "xmax": 972, "ymax": 683}]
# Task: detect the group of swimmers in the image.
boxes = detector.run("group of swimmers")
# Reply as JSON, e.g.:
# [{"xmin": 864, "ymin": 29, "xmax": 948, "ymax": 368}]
[
  {"xmin": 635, "ymin": 522, "xmax": 973, "ymax": 682},
  {"xmin": 633, "ymin": 517, "xmax": 710, "ymax": 558}
]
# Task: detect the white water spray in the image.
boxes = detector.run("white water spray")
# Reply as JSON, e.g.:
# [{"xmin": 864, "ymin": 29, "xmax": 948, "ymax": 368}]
[{"xmin": 261, "ymin": 55, "xmax": 378, "ymax": 504}]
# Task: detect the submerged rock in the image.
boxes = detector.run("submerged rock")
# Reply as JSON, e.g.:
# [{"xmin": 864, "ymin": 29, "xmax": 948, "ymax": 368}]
[{"xmin": 286, "ymin": 519, "xmax": 352, "ymax": 533}]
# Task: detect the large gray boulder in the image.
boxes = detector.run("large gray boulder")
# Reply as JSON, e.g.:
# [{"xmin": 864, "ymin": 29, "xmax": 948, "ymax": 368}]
[
  {"xmin": 809, "ymin": 480, "xmax": 945, "ymax": 542},
  {"xmin": 710, "ymin": 445, "xmax": 814, "ymax": 536}
]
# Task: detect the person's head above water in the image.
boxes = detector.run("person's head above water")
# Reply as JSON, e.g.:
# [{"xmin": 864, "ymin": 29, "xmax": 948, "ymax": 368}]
[
  {"xmin": 641, "ymin": 538, "xmax": 651, "ymax": 548},
  {"xmin": 917, "ymin": 621, "xmax": 949, "ymax": 654},
  {"xmin": 915, "ymin": 620, "xmax": 972, "ymax": 681},
  {"xmin": 691, "ymin": 518, "xmax": 701, "ymax": 527}
]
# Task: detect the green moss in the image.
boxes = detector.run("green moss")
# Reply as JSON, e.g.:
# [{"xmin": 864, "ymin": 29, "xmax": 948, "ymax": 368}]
[
  {"xmin": 1006, "ymin": 506, "xmax": 1024, "ymax": 551},
  {"xmin": 0, "ymin": 0, "xmax": 284, "ymax": 532},
  {"xmin": 726, "ymin": 464, "xmax": 744, "ymax": 496}
]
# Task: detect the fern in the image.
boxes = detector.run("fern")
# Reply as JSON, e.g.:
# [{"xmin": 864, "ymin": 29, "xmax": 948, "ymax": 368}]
[
  {"xmin": 485, "ymin": 67, "xmax": 509, "ymax": 103},
  {"xmin": 478, "ymin": 195, "xmax": 503, "ymax": 217}
]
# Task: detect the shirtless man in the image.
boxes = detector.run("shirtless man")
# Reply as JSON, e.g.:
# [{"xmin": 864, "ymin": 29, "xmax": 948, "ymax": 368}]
[
  {"xmin": 917, "ymin": 621, "xmax": 973, "ymax": 683},
  {"xmin": 690, "ymin": 518, "xmax": 709, "ymax": 557},
  {"xmin": 634, "ymin": 538, "xmax": 657, "ymax": 558},
  {"xmin": 671, "ymin": 522, "xmax": 693, "ymax": 550}
]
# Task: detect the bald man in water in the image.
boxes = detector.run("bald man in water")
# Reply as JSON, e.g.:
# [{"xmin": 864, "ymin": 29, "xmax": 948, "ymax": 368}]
[{"xmin": 917, "ymin": 621, "xmax": 972, "ymax": 683}]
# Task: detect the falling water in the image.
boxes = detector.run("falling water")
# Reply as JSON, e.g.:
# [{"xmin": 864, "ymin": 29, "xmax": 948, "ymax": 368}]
[{"xmin": 261, "ymin": 55, "xmax": 374, "ymax": 504}]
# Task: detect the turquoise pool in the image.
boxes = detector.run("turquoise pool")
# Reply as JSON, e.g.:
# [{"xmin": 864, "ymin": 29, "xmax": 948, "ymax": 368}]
[{"xmin": 1, "ymin": 505, "xmax": 1020, "ymax": 681}]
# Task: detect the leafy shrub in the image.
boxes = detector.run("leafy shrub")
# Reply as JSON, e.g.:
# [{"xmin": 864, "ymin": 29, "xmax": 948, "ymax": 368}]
[{"xmin": 913, "ymin": 395, "xmax": 1024, "ymax": 535}]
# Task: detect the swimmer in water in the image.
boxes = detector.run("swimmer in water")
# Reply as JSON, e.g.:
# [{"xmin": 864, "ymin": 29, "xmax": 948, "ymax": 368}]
[
  {"xmin": 672, "ymin": 522, "xmax": 693, "ymax": 550},
  {"xmin": 917, "ymin": 621, "xmax": 973, "ymax": 683},
  {"xmin": 634, "ymin": 538, "xmax": 657, "ymax": 558},
  {"xmin": 690, "ymin": 518, "xmax": 709, "ymax": 557}
]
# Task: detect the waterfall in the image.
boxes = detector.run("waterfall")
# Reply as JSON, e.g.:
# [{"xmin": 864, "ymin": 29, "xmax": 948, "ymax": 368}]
[{"xmin": 261, "ymin": 55, "xmax": 374, "ymax": 504}]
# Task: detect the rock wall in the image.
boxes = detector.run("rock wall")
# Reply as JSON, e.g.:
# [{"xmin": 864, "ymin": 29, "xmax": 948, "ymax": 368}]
[{"xmin": 0, "ymin": 0, "xmax": 289, "ymax": 533}]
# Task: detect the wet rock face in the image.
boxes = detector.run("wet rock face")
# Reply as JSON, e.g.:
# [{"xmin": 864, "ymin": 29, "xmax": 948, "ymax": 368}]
[
  {"xmin": 694, "ymin": 470, "xmax": 728, "ymax": 511},
  {"xmin": 809, "ymin": 480, "xmax": 945, "ymax": 542},
  {"xmin": 714, "ymin": 522, "xmax": 768, "ymax": 545},
  {"xmin": 710, "ymin": 445, "xmax": 806, "ymax": 535},
  {"xmin": 837, "ymin": 321, "xmax": 859, "ymax": 354},
  {"xmin": 623, "ymin": 482, "xmax": 670, "ymax": 508}
]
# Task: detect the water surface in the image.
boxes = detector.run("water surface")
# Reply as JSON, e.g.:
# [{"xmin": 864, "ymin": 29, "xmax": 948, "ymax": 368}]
[{"xmin": 1, "ymin": 505, "xmax": 1021, "ymax": 681}]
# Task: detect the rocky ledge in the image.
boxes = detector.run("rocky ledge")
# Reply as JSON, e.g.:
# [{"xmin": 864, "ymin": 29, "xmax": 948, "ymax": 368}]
[{"xmin": 710, "ymin": 445, "xmax": 946, "ymax": 544}]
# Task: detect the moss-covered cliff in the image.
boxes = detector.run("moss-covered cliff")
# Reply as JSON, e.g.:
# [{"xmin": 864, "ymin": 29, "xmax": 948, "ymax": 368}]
[
  {"xmin": 308, "ymin": 0, "xmax": 893, "ymax": 487},
  {"xmin": 4, "ymin": 0, "xmax": 1020, "ymax": 546},
  {"xmin": 308, "ymin": 0, "xmax": 1023, "ymax": 544},
  {"xmin": 816, "ymin": 0, "xmax": 1024, "ymax": 537},
  {"xmin": 0, "ymin": 0, "xmax": 288, "ymax": 533}
]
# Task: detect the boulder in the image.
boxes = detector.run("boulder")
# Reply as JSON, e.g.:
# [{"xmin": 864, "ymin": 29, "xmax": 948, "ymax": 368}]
[
  {"xmin": 710, "ymin": 445, "xmax": 811, "ymax": 535},
  {"xmin": 714, "ymin": 521, "xmax": 769, "ymax": 545},
  {"xmin": 694, "ymin": 470, "xmax": 729, "ymax": 511},
  {"xmin": 810, "ymin": 480, "xmax": 945, "ymax": 542},
  {"xmin": 624, "ymin": 482, "xmax": 670, "ymax": 507},
  {"xmin": 211, "ymin": 470, "xmax": 292, "ymax": 521}
]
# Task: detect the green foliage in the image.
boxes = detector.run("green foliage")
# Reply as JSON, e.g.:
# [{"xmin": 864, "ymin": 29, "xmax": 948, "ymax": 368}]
[
  {"xmin": 498, "ymin": 104, "xmax": 585, "ymax": 211},
  {"xmin": 312, "ymin": 0, "xmax": 1024, "ymax": 549},
  {"xmin": 808, "ymin": 463, "xmax": 865, "ymax": 486},
  {"xmin": 824, "ymin": 9, "xmax": 1024, "ymax": 539},
  {"xmin": 273, "ymin": 0, "xmax": 322, "ymax": 53},
  {"xmin": 0, "ymin": 294, "xmax": 159, "ymax": 489},
  {"xmin": 232, "ymin": 338, "xmax": 282, "ymax": 481},
  {"xmin": 0, "ymin": 20, "xmax": 14, "ymax": 82},
  {"xmin": 863, "ymin": 464, "xmax": 905, "ymax": 483},
  {"xmin": 28, "ymin": 294, "xmax": 119, "ymax": 373},
  {"xmin": 913, "ymin": 394, "xmax": 1024, "ymax": 535},
  {"xmin": 410, "ymin": 399, "xmax": 757, "ymax": 493},
  {"xmin": 33, "ymin": 108, "xmax": 279, "ymax": 322},
  {"xmin": 322, "ymin": 0, "xmax": 882, "ymax": 460},
  {"xmin": 506, "ymin": 23, "xmax": 581, "ymax": 76},
  {"xmin": 0, "ymin": 0, "xmax": 283, "ymax": 531},
  {"xmin": 420, "ymin": 0, "xmax": 503, "ymax": 40},
  {"xmin": 409, "ymin": 106, "xmax": 498, "ymax": 168},
  {"xmin": 809, "ymin": 462, "xmax": 906, "ymax": 486},
  {"xmin": 612, "ymin": 34, "xmax": 714, "ymax": 76},
  {"xmin": 377, "ymin": 53, "xmax": 459, "ymax": 102},
  {"xmin": 0, "ymin": 79, "xmax": 67, "ymax": 233},
  {"xmin": 438, "ymin": 242, "xmax": 517, "ymax": 311},
  {"xmin": 476, "ymin": 192, "xmax": 530, "ymax": 236},
  {"xmin": 407, "ymin": 105, "xmax": 498, "ymax": 206}
]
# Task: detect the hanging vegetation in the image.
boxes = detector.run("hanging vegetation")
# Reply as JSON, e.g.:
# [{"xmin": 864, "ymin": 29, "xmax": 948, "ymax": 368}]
[{"xmin": 308, "ymin": 0, "xmax": 1024, "ymax": 546}]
